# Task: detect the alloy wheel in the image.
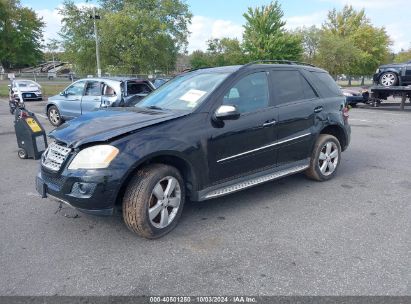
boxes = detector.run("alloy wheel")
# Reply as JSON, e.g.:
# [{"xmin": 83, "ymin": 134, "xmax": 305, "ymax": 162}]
[
  {"xmin": 148, "ymin": 176, "xmax": 181, "ymax": 229},
  {"xmin": 49, "ymin": 108, "xmax": 60, "ymax": 125},
  {"xmin": 380, "ymin": 73, "xmax": 396, "ymax": 86},
  {"xmin": 318, "ymin": 141, "xmax": 339, "ymax": 176}
]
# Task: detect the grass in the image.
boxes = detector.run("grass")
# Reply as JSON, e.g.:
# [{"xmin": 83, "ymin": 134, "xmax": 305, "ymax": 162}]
[{"xmin": 0, "ymin": 80, "xmax": 70, "ymax": 98}]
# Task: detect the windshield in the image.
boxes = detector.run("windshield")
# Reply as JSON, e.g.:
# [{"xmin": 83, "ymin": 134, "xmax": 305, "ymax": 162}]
[
  {"xmin": 136, "ymin": 72, "xmax": 229, "ymax": 111},
  {"xmin": 18, "ymin": 81, "xmax": 37, "ymax": 88}
]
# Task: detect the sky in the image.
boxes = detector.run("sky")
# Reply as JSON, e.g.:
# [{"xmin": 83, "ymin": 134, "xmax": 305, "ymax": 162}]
[{"xmin": 23, "ymin": 0, "xmax": 411, "ymax": 53}]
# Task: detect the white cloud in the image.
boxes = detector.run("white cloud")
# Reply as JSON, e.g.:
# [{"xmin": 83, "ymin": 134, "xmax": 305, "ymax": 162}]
[
  {"xmin": 385, "ymin": 23, "xmax": 411, "ymax": 52},
  {"xmin": 285, "ymin": 11, "xmax": 327, "ymax": 29},
  {"xmin": 188, "ymin": 16, "xmax": 243, "ymax": 52},
  {"xmin": 34, "ymin": 3, "xmax": 96, "ymax": 45},
  {"xmin": 36, "ymin": 8, "xmax": 62, "ymax": 43}
]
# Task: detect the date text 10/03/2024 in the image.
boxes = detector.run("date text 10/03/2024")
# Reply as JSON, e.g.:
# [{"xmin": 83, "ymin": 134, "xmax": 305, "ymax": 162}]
[{"xmin": 149, "ymin": 296, "xmax": 257, "ymax": 303}]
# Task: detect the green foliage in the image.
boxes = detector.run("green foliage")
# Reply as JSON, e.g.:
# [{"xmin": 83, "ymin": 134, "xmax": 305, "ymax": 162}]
[
  {"xmin": 190, "ymin": 38, "xmax": 247, "ymax": 69},
  {"xmin": 294, "ymin": 26, "xmax": 321, "ymax": 64},
  {"xmin": 394, "ymin": 48, "xmax": 411, "ymax": 63},
  {"xmin": 242, "ymin": 1, "xmax": 303, "ymax": 61},
  {"xmin": 0, "ymin": 0, "xmax": 45, "ymax": 69},
  {"xmin": 316, "ymin": 33, "xmax": 360, "ymax": 77},
  {"xmin": 316, "ymin": 5, "xmax": 390, "ymax": 77},
  {"xmin": 59, "ymin": 0, "xmax": 192, "ymax": 74}
]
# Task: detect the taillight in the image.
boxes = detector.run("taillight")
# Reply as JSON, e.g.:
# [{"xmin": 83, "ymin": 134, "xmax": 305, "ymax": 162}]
[{"xmin": 342, "ymin": 106, "xmax": 350, "ymax": 121}]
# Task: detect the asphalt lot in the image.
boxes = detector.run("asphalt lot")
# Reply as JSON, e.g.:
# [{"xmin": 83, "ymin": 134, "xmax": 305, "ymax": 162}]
[{"xmin": 0, "ymin": 98, "xmax": 410, "ymax": 296}]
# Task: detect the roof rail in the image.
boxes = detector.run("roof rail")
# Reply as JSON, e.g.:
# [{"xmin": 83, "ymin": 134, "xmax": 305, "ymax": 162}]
[{"xmin": 241, "ymin": 60, "xmax": 316, "ymax": 69}]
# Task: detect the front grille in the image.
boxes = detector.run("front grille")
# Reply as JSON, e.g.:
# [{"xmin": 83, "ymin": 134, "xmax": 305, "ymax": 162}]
[{"xmin": 41, "ymin": 142, "xmax": 72, "ymax": 172}]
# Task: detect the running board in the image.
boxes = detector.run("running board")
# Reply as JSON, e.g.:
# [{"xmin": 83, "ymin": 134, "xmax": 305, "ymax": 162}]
[{"xmin": 196, "ymin": 162, "xmax": 309, "ymax": 201}]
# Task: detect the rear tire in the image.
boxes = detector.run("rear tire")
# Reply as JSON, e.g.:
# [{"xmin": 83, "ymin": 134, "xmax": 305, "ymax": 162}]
[
  {"xmin": 306, "ymin": 134, "xmax": 341, "ymax": 181},
  {"xmin": 123, "ymin": 164, "xmax": 185, "ymax": 239}
]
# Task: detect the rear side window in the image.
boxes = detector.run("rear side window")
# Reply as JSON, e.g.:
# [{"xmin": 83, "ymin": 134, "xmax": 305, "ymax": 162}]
[
  {"xmin": 271, "ymin": 70, "xmax": 317, "ymax": 105},
  {"xmin": 310, "ymin": 72, "xmax": 343, "ymax": 97},
  {"xmin": 85, "ymin": 81, "xmax": 102, "ymax": 96}
]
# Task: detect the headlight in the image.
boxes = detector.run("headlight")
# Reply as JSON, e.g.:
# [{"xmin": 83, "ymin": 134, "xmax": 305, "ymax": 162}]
[
  {"xmin": 68, "ymin": 145, "xmax": 119, "ymax": 170},
  {"xmin": 343, "ymin": 92, "xmax": 353, "ymax": 97}
]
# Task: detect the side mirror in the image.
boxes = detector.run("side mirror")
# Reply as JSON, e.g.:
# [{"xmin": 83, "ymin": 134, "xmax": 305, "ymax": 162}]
[
  {"xmin": 7, "ymin": 84, "xmax": 11, "ymax": 88},
  {"xmin": 60, "ymin": 91, "xmax": 67, "ymax": 96},
  {"xmin": 214, "ymin": 105, "xmax": 240, "ymax": 121}
]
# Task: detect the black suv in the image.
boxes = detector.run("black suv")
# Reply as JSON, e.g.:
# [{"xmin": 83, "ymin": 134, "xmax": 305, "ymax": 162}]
[
  {"xmin": 373, "ymin": 60, "xmax": 411, "ymax": 87},
  {"xmin": 36, "ymin": 61, "xmax": 351, "ymax": 239}
]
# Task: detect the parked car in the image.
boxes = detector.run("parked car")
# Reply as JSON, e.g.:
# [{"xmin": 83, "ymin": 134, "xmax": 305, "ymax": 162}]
[
  {"xmin": 341, "ymin": 88, "xmax": 369, "ymax": 106},
  {"xmin": 46, "ymin": 77, "xmax": 155, "ymax": 126},
  {"xmin": 36, "ymin": 61, "xmax": 351, "ymax": 239},
  {"xmin": 152, "ymin": 78, "xmax": 171, "ymax": 88},
  {"xmin": 373, "ymin": 60, "xmax": 411, "ymax": 87},
  {"xmin": 8, "ymin": 80, "xmax": 42, "ymax": 101}
]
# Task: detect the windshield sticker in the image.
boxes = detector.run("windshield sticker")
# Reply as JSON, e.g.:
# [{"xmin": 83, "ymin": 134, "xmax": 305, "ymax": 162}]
[{"xmin": 179, "ymin": 89, "xmax": 207, "ymax": 104}]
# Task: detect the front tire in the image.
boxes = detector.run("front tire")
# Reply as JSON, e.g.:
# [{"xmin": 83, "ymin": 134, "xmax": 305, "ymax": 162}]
[
  {"xmin": 379, "ymin": 72, "xmax": 398, "ymax": 87},
  {"xmin": 306, "ymin": 134, "xmax": 341, "ymax": 181},
  {"xmin": 47, "ymin": 105, "xmax": 63, "ymax": 127},
  {"xmin": 123, "ymin": 164, "xmax": 185, "ymax": 239}
]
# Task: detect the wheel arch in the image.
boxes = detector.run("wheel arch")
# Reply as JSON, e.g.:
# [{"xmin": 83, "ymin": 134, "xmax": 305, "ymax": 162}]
[
  {"xmin": 114, "ymin": 152, "xmax": 198, "ymax": 207},
  {"xmin": 319, "ymin": 124, "xmax": 348, "ymax": 151}
]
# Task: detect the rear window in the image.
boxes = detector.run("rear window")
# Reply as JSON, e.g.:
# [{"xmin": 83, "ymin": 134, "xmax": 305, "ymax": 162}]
[
  {"xmin": 127, "ymin": 82, "xmax": 152, "ymax": 95},
  {"xmin": 310, "ymin": 72, "xmax": 343, "ymax": 97}
]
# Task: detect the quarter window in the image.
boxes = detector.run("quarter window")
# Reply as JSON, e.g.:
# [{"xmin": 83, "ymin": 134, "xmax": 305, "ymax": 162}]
[{"xmin": 223, "ymin": 72, "xmax": 269, "ymax": 113}]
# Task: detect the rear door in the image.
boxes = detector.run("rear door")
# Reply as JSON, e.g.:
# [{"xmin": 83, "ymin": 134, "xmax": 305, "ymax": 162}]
[
  {"xmin": 59, "ymin": 80, "xmax": 86, "ymax": 118},
  {"xmin": 271, "ymin": 68, "xmax": 319, "ymax": 166},
  {"xmin": 81, "ymin": 81, "xmax": 103, "ymax": 114}
]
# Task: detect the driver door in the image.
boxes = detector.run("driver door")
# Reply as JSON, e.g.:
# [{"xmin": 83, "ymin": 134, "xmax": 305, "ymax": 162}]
[
  {"xmin": 207, "ymin": 71, "xmax": 279, "ymax": 183},
  {"xmin": 60, "ymin": 80, "xmax": 85, "ymax": 118}
]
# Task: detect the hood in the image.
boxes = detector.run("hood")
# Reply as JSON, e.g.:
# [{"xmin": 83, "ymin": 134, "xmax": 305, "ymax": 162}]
[
  {"xmin": 17, "ymin": 86, "xmax": 40, "ymax": 92},
  {"xmin": 49, "ymin": 108, "xmax": 188, "ymax": 148}
]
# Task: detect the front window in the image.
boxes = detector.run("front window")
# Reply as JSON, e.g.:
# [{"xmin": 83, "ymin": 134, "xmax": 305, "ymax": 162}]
[
  {"xmin": 136, "ymin": 72, "xmax": 229, "ymax": 111},
  {"xmin": 66, "ymin": 81, "xmax": 86, "ymax": 96}
]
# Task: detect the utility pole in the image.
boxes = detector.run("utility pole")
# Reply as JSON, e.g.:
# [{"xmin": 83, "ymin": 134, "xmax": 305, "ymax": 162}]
[{"xmin": 90, "ymin": 7, "xmax": 101, "ymax": 77}]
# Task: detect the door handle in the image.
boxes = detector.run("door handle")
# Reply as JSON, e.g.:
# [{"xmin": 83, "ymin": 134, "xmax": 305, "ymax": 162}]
[
  {"xmin": 314, "ymin": 106, "xmax": 323, "ymax": 113},
  {"xmin": 263, "ymin": 120, "xmax": 277, "ymax": 127}
]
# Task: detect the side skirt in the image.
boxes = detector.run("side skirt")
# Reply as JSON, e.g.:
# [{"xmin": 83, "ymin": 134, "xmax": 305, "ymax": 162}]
[{"xmin": 193, "ymin": 159, "xmax": 310, "ymax": 201}]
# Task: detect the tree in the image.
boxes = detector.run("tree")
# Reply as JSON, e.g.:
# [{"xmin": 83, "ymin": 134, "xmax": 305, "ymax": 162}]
[
  {"xmin": 58, "ymin": 0, "xmax": 192, "ymax": 74},
  {"xmin": 320, "ymin": 5, "xmax": 390, "ymax": 82},
  {"xmin": 242, "ymin": 1, "xmax": 303, "ymax": 61},
  {"xmin": 316, "ymin": 33, "xmax": 360, "ymax": 78},
  {"xmin": 189, "ymin": 38, "xmax": 246, "ymax": 69},
  {"xmin": 394, "ymin": 48, "xmax": 411, "ymax": 63},
  {"xmin": 295, "ymin": 26, "xmax": 321, "ymax": 64},
  {"xmin": 0, "ymin": 0, "xmax": 44, "ymax": 69}
]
